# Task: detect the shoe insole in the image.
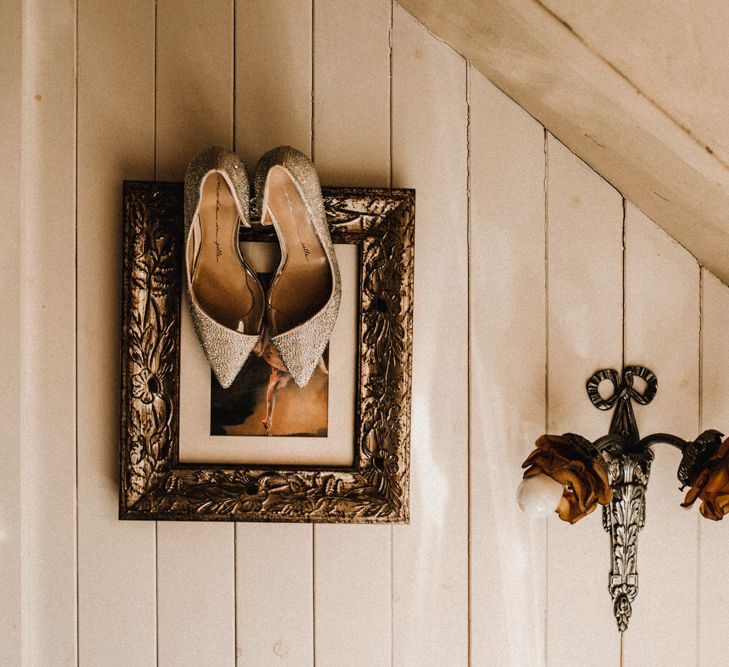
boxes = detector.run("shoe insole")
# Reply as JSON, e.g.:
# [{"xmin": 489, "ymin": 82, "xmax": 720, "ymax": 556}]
[
  {"xmin": 264, "ymin": 165, "xmax": 332, "ymax": 336},
  {"xmin": 190, "ymin": 172, "xmax": 263, "ymax": 333}
]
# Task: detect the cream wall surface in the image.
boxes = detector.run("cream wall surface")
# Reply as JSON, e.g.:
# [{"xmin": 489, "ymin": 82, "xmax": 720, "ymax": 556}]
[{"xmin": 6, "ymin": 1, "xmax": 729, "ymax": 665}]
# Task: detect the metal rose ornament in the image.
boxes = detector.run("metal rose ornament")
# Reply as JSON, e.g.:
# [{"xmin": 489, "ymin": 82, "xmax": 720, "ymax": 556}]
[
  {"xmin": 679, "ymin": 431, "xmax": 729, "ymax": 520},
  {"xmin": 517, "ymin": 365, "xmax": 729, "ymax": 633},
  {"xmin": 521, "ymin": 434, "xmax": 612, "ymax": 523}
]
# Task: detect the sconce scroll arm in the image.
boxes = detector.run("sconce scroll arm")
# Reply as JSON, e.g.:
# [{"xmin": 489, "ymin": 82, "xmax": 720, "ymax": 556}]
[{"xmin": 633, "ymin": 433, "xmax": 687, "ymax": 452}]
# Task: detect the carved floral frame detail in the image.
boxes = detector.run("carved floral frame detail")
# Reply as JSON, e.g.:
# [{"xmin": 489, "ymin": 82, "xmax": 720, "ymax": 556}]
[{"xmin": 120, "ymin": 181, "xmax": 414, "ymax": 523}]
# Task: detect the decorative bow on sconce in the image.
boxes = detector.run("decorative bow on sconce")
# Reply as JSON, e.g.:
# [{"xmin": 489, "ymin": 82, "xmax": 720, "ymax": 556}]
[{"xmin": 517, "ymin": 366, "xmax": 729, "ymax": 632}]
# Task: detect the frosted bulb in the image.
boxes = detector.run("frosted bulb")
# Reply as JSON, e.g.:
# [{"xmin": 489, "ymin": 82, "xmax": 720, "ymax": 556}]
[{"xmin": 517, "ymin": 473, "xmax": 564, "ymax": 518}]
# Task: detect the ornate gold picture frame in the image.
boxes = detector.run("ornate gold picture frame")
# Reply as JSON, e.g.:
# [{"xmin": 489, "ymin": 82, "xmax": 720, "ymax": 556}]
[{"xmin": 119, "ymin": 181, "xmax": 414, "ymax": 523}]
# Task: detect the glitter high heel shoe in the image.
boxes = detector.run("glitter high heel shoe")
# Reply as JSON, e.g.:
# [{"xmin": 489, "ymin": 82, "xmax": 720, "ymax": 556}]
[
  {"xmin": 254, "ymin": 146, "xmax": 341, "ymax": 388},
  {"xmin": 184, "ymin": 147, "xmax": 265, "ymax": 388}
]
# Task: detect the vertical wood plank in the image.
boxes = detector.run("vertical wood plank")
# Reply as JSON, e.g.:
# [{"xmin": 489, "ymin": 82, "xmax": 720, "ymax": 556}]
[
  {"xmin": 0, "ymin": 1, "xmax": 22, "ymax": 663},
  {"xmin": 698, "ymin": 269, "xmax": 729, "ymax": 665},
  {"xmin": 623, "ymin": 203, "xmax": 699, "ymax": 666},
  {"xmin": 546, "ymin": 135, "xmax": 623, "ymax": 666},
  {"xmin": 234, "ymin": 2, "xmax": 314, "ymax": 665},
  {"xmin": 76, "ymin": 2, "xmax": 157, "ymax": 664},
  {"xmin": 155, "ymin": 2, "xmax": 236, "ymax": 665},
  {"xmin": 235, "ymin": 0, "xmax": 313, "ymax": 169},
  {"xmin": 313, "ymin": 0, "xmax": 390, "ymax": 187},
  {"xmin": 391, "ymin": 7, "xmax": 469, "ymax": 664},
  {"xmin": 312, "ymin": 2, "xmax": 392, "ymax": 665},
  {"xmin": 19, "ymin": 0, "xmax": 78, "ymax": 663},
  {"xmin": 156, "ymin": 0, "xmax": 234, "ymax": 181},
  {"xmin": 469, "ymin": 70, "xmax": 547, "ymax": 666},
  {"xmin": 235, "ymin": 528, "xmax": 313, "ymax": 666}
]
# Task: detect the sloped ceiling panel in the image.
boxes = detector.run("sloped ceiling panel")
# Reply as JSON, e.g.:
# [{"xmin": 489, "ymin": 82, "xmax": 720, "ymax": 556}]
[{"xmin": 399, "ymin": 0, "xmax": 729, "ymax": 284}]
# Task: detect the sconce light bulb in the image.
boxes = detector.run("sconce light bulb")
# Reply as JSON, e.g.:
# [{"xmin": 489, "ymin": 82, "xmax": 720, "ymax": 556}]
[{"xmin": 517, "ymin": 473, "xmax": 564, "ymax": 518}]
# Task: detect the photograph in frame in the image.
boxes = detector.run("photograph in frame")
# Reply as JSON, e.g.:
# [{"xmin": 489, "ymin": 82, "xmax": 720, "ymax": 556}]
[{"xmin": 179, "ymin": 243, "xmax": 358, "ymax": 467}]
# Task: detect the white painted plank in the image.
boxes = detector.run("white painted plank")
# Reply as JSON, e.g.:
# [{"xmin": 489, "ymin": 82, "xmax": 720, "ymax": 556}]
[
  {"xmin": 19, "ymin": 0, "xmax": 78, "ymax": 663},
  {"xmin": 234, "ymin": 2, "xmax": 314, "ymax": 665},
  {"xmin": 468, "ymin": 69, "xmax": 547, "ymax": 666},
  {"xmin": 76, "ymin": 2, "xmax": 157, "ymax": 664},
  {"xmin": 77, "ymin": 0, "xmax": 157, "ymax": 665},
  {"xmin": 234, "ymin": 528, "xmax": 312, "ymax": 665},
  {"xmin": 156, "ymin": 0, "xmax": 234, "ymax": 181},
  {"xmin": 313, "ymin": 0, "xmax": 390, "ymax": 187},
  {"xmin": 391, "ymin": 7, "xmax": 469, "ymax": 665},
  {"xmin": 0, "ymin": 1, "xmax": 22, "ymax": 663},
  {"xmin": 546, "ymin": 135, "xmax": 623, "ymax": 666},
  {"xmin": 312, "ymin": 2, "xmax": 392, "ymax": 666},
  {"xmin": 235, "ymin": 0, "xmax": 313, "ymax": 170},
  {"xmin": 698, "ymin": 269, "xmax": 729, "ymax": 665},
  {"xmin": 155, "ymin": 2, "xmax": 236, "ymax": 664},
  {"xmin": 157, "ymin": 524, "xmax": 235, "ymax": 666},
  {"xmin": 623, "ymin": 204, "xmax": 699, "ymax": 665}
]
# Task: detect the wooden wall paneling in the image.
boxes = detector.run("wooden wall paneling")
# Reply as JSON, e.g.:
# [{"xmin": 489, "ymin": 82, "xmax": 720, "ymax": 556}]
[
  {"xmin": 19, "ymin": 1, "xmax": 78, "ymax": 663},
  {"xmin": 698, "ymin": 269, "xmax": 729, "ymax": 665},
  {"xmin": 546, "ymin": 135, "xmax": 623, "ymax": 666},
  {"xmin": 17, "ymin": 2, "xmax": 726, "ymax": 662},
  {"xmin": 391, "ymin": 6, "xmax": 469, "ymax": 664},
  {"xmin": 235, "ymin": 0, "xmax": 313, "ymax": 170},
  {"xmin": 0, "ymin": 1, "xmax": 22, "ymax": 663},
  {"xmin": 76, "ymin": 2, "xmax": 157, "ymax": 664},
  {"xmin": 623, "ymin": 203, "xmax": 699, "ymax": 665},
  {"xmin": 234, "ymin": 2, "xmax": 314, "ymax": 665},
  {"xmin": 468, "ymin": 70, "xmax": 547, "ymax": 666},
  {"xmin": 312, "ymin": 1, "xmax": 392, "ymax": 665},
  {"xmin": 155, "ymin": 2, "xmax": 236, "ymax": 664}
]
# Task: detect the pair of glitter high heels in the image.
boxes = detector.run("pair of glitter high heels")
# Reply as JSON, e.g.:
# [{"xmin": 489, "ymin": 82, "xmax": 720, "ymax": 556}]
[{"xmin": 184, "ymin": 146, "xmax": 340, "ymax": 389}]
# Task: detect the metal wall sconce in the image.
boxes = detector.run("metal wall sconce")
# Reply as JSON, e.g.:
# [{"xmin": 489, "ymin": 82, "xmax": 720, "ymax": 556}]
[{"xmin": 517, "ymin": 366, "xmax": 729, "ymax": 632}]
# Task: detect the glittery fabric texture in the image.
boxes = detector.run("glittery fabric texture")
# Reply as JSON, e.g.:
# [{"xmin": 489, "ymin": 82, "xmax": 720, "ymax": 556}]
[
  {"xmin": 184, "ymin": 146, "xmax": 261, "ymax": 388},
  {"xmin": 254, "ymin": 146, "xmax": 342, "ymax": 388},
  {"xmin": 185, "ymin": 291, "xmax": 259, "ymax": 388}
]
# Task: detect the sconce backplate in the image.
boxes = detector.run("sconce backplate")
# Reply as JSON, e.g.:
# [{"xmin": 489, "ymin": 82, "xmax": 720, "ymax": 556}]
[{"xmin": 587, "ymin": 366, "xmax": 657, "ymax": 633}]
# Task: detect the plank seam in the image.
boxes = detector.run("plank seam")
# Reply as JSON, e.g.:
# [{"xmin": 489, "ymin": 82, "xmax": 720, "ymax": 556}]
[
  {"xmin": 620, "ymin": 197, "xmax": 626, "ymax": 666},
  {"xmin": 153, "ymin": 0, "xmax": 158, "ymax": 181},
  {"xmin": 543, "ymin": 128, "xmax": 549, "ymax": 665},
  {"xmin": 74, "ymin": 0, "xmax": 80, "ymax": 661},
  {"xmin": 19, "ymin": 0, "xmax": 31, "ymax": 649},
  {"xmin": 465, "ymin": 60, "xmax": 472, "ymax": 667},
  {"xmin": 389, "ymin": 0, "xmax": 394, "ymax": 193},
  {"xmin": 155, "ymin": 527, "xmax": 159, "ymax": 667},
  {"xmin": 233, "ymin": 527, "xmax": 238, "ymax": 663},
  {"xmin": 232, "ymin": 4, "xmax": 239, "ymax": 663},
  {"xmin": 231, "ymin": 0, "xmax": 236, "ymax": 154},
  {"xmin": 312, "ymin": 526, "xmax": 317, "ymax": 667},
  {"xmin": 697, "ymin": 268, "xmax": 704, "ymax": 667},
  {"xmin": 310, "ymin": 0, "xmax": 316, "ymax": 162},
  {"xmin": 19, "ymin": 0, "xmax": 32, "ymax": 654},
  {"xmin": 389, "ymin": 3, "xmax": 395, "ymax": 664},
  {"xmin": 153, "ymin": 2, "xmax": 159, "ymax": 664},
  {"xmin": 311, "ymin": 4, "xmax": 317, "ymax": 664},
  {"xmin": 621, "ymin": 198, "xmax": 626, "ymax": 367}
]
